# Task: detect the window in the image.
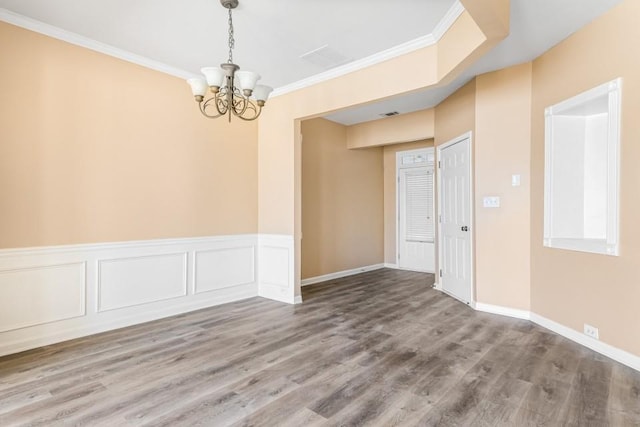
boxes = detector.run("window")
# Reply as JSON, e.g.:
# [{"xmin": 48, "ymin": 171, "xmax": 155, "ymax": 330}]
[
  {"xmin": 544, "ymin": 78, "xmax": 621, "ymax": 256},
  {"xmin": 399, "ymin": 150, "xmax": 435, "ymax": 243},
  {"xmin": 405, "ymin": 168, "xmax": 435, "ymax": 243}
]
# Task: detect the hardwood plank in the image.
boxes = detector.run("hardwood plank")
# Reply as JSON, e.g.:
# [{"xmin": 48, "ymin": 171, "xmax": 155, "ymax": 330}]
[
  {"xmin": 608, "ymin": 363, "xmax": 640, "ymax": 419},
  {"xmin": 0, "ymin": 268, "xmax": 637, "ymax": 426}
]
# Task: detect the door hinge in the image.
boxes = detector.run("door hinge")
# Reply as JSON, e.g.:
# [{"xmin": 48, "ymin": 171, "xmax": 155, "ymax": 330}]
[
  {"xmin": 439, "ymin": 215, "xmax": 442, "ymax": 223},
  {"xmin": 439, "ymin": 269, "xmax": 442, "ymax": 277},
  {"xmin": 438, "ymin": 161, "xmax": 441, "ymax": 169}
]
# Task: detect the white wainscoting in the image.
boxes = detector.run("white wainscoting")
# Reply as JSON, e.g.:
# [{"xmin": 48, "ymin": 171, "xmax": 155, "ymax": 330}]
[
  {"xmin": 258, "ymin": 234, "xmax": 296, "ymax": 304},
  {"xmin": 98, "ymin": 253, "xmax": 188, "ymax": 312},
  {"xmin": 195, "ymin": 246, "xmax": 255, "ymax": 293},
  {"xmin": 0, "ymin": 262, "xmax": 86, "ymax": 333},
  {"xmin": 0, "ymin": 234, "xmax": 296, "ymax": 357}
]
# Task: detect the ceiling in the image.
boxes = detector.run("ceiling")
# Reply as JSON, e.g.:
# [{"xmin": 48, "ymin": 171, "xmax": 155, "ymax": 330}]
[
  {"xmin": 0, "ymin": 0, "xmax": 456, "ymax": 88},
  {"xmin": 0, "ymin": 0, "xmax": 625, "ymax": 125}
]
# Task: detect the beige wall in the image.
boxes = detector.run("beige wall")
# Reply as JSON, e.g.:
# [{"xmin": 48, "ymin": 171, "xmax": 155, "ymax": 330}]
[
  {"xmin": 0, "ymin": 22, "xmax": 258, "ymax": 249},
  {"xmin": 301, "ymin": 118, "xmax": 383, "ymax": 279},
  {"xmin": 437, "ymin": 12, "xmax": 486, "ymax": 80},
  {"xmin": 258, "ymin": 6, "xmax": 508, "ymax": 302},
  {"xmin": 258, "ymin": 4, "xmax": 508, "ymax": 297},
  {"xmin": 475, "ymin": 63, "xmax": 532, "ymax": 310},
  {"xmin": 433, "ymin": 78, "xmax": 476, "ymax": 285},
  {"xmin": 530, "ymin": 0, "xmax": 640, "ymax": 356},
  {"xmin": 434, "ymin": 79, "xmax": 477, "ymax": 146},
  {"xmin": 346, "ymin": 109, "xmax": 435, "ymax": 149},
  {"xmin": 383, "ymin": 140, "xmax": 434, "ymax": 265},
  {"xmin": 433, "ymin": 66, "xmax": 532, "ymax": 312},
  {"xmin": 259, "ymin": 41, "xmax": 439, "ymax": 237}
]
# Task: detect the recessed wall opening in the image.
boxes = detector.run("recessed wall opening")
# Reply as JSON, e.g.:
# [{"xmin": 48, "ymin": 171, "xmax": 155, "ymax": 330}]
[{"xmin": 543, "ymin": 78, "xmax": 622, "ymax": 256}]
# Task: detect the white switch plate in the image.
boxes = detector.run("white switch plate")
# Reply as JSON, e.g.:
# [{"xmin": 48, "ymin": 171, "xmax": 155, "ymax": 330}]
[
  {"xmin": 483, "ymin": 196, "xmax": 500, "ymax": 208},
  {"xmin": 512, "ymin": 174, "xmax": 521, "ymax": 187}
]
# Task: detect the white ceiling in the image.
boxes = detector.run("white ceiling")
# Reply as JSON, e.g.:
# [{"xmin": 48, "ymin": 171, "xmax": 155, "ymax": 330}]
[
  {"xmin": 0, "ymin": 0, "xmax": 456, "ymax": 89},
  {"xmin": 0, "ymin": 0, "xmax": 625, "ymax": 125}
]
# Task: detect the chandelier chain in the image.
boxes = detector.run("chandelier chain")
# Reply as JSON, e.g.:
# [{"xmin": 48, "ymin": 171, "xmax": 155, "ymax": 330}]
[{"xmin": 227, "ymin": 7, "xmax": 235, "ymax": 63}]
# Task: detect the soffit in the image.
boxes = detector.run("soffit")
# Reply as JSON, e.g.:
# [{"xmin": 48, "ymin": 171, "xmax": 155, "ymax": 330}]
[{"xmin": 325, "ymin": 0, "xmax": 625, "ymax": 125}]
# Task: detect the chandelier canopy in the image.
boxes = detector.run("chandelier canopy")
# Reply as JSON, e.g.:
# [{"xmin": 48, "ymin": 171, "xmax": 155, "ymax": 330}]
[{"xmin": 187, "ymin": 0, "xmax": 273, "ymax": 122}]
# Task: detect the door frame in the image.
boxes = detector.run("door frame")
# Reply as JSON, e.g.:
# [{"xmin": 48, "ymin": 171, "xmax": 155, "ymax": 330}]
[
  {"xmin": 436, "ymin": 131, "xmax": 475, "ymax": 305},
  {"xmin": 395, "ymin": 147, "xmax": 435, "ymax": 272}
]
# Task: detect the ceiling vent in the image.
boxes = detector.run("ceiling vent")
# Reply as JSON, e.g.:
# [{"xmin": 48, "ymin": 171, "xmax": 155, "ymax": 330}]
[
  {"xmin": 380, "ymin": 111, "xmax": 400, "ymax": 117},
  {"xmin": 300, "ymin": 45, "xmax": 350, "ymax": 69}
]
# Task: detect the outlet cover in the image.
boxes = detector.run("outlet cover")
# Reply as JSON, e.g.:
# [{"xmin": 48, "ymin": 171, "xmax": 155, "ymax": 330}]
[{"xmin": 584, "ymin": 324, "xmax": 599, "ymax": 340}]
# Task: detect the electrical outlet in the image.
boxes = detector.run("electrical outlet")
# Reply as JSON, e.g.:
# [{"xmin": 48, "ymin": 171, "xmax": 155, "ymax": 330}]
[{"xmin": 584, "ymin": 324, "xmax": 599, "ymax": 340}]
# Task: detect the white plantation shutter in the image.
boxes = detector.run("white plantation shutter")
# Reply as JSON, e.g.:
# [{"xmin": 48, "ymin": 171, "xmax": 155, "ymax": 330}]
[{"xmin": 405, "ymin": 168, "xmax": 434, "ymax": 242}]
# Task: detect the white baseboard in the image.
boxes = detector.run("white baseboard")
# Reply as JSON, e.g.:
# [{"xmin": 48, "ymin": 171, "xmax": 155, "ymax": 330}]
[
  {"xmin": 472, "ymin": 301, "xmax": 640, "ymax": 372},
  {"xmin": 0, "ymin": 233, "xmax": 297, "ymax": 357},
  {"xmin": 530, "ymin": 313, "xmax": 640, "ymax": 373},
  {"xmin": 402, "ymin": 267, "xmax": 435, "ymax": 273},
  {"xmin": 293, "ymin": 295, "xmax": 303, "ymax": 305},
  {"xmin": 475, "ymin": 302, "xmax": 531, "ymax": 320},
  {"xmin": 384, "ymin": 263, "xmax": 398, "ymax": 269},
  {"xmin": 301, "ymin": 263, "xmax": 385, "ymax": 287}
]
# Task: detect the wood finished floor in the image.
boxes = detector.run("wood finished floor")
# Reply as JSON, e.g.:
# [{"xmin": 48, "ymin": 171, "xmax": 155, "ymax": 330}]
[{"xmin": 1, "ymin": 269, "xmax": 639, "ymax": 426}]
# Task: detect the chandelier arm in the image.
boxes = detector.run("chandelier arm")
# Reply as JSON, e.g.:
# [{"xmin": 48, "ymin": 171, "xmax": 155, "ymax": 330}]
[
  {"xmin": 216, "ymin": 96, "xmax": 228, "ymax": 116},
  {"xmin": 199, "ymin": 92, "xmax": 226, "ymax": 119},
  {"xmin": 230, "ymin": 87, "xmax": 250, "ymax": 117},
  {"xmin": 234, "ymin": 99, "xmax": 262, "ymax": 121},
  {"xmin": 235, "ymin": 105, "xmax": 263, "ymax": 121}
]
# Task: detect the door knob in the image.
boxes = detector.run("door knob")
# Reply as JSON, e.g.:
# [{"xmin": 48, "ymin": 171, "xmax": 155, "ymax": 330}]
[{"xmin": 461, "ymin": 226, "xmax": 468, "ymax": 232}]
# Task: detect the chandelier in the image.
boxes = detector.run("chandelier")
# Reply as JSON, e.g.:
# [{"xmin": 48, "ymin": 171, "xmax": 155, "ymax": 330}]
[{"xmin": 187, "ymin": 0, "xmax": 273, "ymax": 122}]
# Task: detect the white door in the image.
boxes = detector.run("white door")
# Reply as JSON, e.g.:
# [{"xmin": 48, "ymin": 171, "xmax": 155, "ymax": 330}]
[
  {"xmin": 398, "ymin": 150, "xmax": 435, "ymax": 272},
  {"xmin": 438, "ymin": 136, "xmax": 472, "ymax": 304}
]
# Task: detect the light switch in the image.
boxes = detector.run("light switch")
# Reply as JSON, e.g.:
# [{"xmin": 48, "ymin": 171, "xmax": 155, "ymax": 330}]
[
  {"xmin": 483, "ymin": 196, "xmax": 500, "ymax": 208},
  {"xmin": 512, "ymin": 174, "xmax": 521, "ymax": 187}
]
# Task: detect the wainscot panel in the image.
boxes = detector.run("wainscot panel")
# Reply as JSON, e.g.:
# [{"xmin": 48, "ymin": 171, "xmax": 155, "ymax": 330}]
[
  {"xmin": 0, "ymin": 235, "xmax": 263, "ymax": 357},
  {"xmin": 258, "ymin": 234, "xmax": 295, "ymax": 304}
]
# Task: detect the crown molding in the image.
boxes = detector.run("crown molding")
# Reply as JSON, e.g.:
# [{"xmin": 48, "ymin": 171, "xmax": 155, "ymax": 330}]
[
  {"xmin": 270, "ymin": 33, "xmax": 436, "ymax": 97},
  {"xmin": 0, "ymin": 8, "xmax": 194, "ymax": 80},
  {"xmin": 432, "ymin": 0, "xmax": 465, "ymax": 41},
  {"xmin": 271, "ymin": 0, "xmax": 464, "ymax": 97},
  {"xmin": 0, "ymin": 1, "xmax": 464, "ymax": 93}
]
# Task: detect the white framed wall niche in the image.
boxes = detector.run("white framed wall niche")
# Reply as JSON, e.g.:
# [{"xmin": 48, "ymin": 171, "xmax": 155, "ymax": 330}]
[{"xmin": 543, "ymin": 78, "xmax": 622, "ymax": 256}]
